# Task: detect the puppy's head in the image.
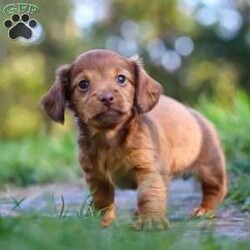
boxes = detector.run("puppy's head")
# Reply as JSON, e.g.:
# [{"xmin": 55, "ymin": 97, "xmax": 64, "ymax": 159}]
[{"xmin": 41, "ymin": 49, "xmax": 162, "ymax": 129}]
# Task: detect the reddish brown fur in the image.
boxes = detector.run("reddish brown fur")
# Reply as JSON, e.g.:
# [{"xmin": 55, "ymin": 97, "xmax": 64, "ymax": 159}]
[{"xmin": 41, "ymin": 49, "xmax": 227, "ymax": 229}]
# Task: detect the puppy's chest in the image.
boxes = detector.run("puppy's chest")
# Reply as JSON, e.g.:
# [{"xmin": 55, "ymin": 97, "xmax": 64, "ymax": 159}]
[{"xmin": 93, "ymin": 147, "xmax": 136, "ymax": 189}]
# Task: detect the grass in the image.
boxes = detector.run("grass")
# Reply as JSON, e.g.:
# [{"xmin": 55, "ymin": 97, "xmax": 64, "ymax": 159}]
[
  {"xmin": 0, "ymin": 132, "xmax": 80, "ymax": 187},
  {"xmin": 197, "ymin": 91, "xmax": 250, "ymax": 173},
  {"xmin": 225, "ymin": 173, "xmax": 250, "ymax": 210},
  {"xmin": 1, "ymin": 186, "xmax": 249, "ymax": 250},
  {"xmin": 0, "ymin": 215, "xmax": 249, "ymax": 250}
]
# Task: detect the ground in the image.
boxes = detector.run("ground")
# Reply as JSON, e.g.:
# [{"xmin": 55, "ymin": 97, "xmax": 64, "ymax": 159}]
[{"xmin": 1, "ymin": 178, "xmax": 249, "ymax": 241}]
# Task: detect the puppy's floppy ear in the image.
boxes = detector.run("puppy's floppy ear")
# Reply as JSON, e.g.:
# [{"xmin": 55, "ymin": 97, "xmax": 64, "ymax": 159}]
[
  {"xmin": 41, "ymin": 64, "xmax": 71, "ymax": 124},
  {"xmin": 131, "ymin": 56, "xmax": 163, "ymax": 114}
]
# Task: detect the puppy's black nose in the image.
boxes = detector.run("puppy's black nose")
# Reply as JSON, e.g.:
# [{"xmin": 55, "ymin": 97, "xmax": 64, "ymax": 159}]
[{"xmin": 99, "ymin": 93, "xmax": 114, "ymax": 106}]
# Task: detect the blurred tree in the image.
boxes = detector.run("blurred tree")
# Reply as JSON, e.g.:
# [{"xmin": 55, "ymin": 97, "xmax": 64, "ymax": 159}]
[
  {"xmin": 89, "ymin": 0, "xmax": 250, "ymax": 103},
  {"xmin": 0, "ymin": 0, "xmax": 77, "ymax": 137},
  {"xmin": 0, "ymin": 0, "xmax": 249, "ymax": 138}
]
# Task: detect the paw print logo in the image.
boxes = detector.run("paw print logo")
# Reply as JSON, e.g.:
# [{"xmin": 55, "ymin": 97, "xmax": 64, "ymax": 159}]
[{"xmin": 4, "ymin": 14, "xmax": 37, "ymax": 40}]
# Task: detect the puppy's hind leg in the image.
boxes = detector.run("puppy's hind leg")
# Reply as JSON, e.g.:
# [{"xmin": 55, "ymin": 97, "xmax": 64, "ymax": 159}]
[
  {"xmin": 192, "ymin": 142, "xmax": 227, "ymax": 217},
  {"xmin": 191, "ymin": 113, "xmax": 227, "ymax": 217},
  {"xmin": 193, "ymin": 165, "xmax": 227, "ymax": 217}
]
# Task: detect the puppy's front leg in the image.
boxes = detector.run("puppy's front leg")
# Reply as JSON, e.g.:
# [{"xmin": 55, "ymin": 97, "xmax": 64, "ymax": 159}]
[
  {"xmin": 85, "ymin": 172, "xmax": 116, "ymax": 227},
  {"xmin": 135, "ymin": 169, "xmax": 169, "ymax": 230}
]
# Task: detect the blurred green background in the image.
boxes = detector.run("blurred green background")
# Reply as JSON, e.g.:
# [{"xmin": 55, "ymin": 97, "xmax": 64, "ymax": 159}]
[{"xmin": 0, "ymin": 0, "xmax": 249, "ymax": 203}]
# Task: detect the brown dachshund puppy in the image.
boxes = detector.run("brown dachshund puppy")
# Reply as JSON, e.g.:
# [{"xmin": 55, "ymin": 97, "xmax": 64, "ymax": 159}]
[{"xmin": 41, "ymin": 49, "xmax": 227, "ymax": 230}]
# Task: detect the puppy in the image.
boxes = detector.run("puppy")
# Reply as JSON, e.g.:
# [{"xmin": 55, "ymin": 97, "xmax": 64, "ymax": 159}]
[{"xmin": 41, "ymin": 49, "xmax": 227, "ymax": 230}]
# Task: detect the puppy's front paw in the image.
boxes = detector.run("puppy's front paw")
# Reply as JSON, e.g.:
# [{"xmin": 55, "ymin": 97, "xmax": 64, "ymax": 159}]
[
  {"xmin": 192, "ymin": 207, "xmax": 216, "ymax": 218},
  {"xmin": 134, "ymin": 217, "xmax": 170, "ymax": 231},
  {"xmin": 101, "ymin": 215, "xmax": 116, "ymax": 228},
  {"xmin": 100, "ymin": 206, "xmax": 116, "ymax": 228}
]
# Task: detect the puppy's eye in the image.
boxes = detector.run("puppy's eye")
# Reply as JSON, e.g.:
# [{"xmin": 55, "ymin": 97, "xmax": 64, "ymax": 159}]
[
  {"xmin": 78, "ymin": 80, "xmax": 89, "ymax": 91},
  {"xmin": 116, "ymin": 74, "xmax": 126, "ymax": 85}
]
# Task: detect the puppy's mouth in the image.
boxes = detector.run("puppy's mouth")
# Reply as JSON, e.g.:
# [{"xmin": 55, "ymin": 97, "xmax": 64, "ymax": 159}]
[
  {"xmin": 92, "ymin": 108, "xmax": 124, "ymax": 128},
  {"xmin": 94, "ymin": 109, "xmax": 122, "ymax": 119}
]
